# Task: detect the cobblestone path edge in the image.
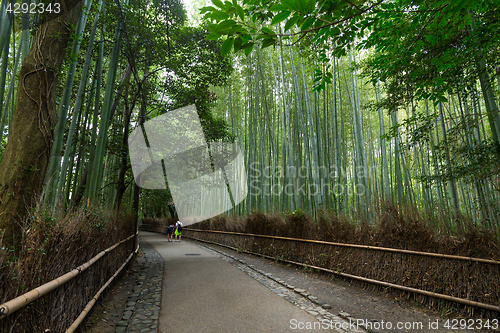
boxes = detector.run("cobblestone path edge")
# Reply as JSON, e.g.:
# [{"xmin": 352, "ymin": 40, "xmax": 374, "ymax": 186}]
[{"xmin": 115, "ymin": 239, "xmax": 163, "ymax": 333}]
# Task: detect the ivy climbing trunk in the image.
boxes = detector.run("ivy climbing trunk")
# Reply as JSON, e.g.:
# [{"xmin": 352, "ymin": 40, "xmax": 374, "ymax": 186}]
[{"xmin": 0, "ymin": 0, "xmax": 83, "ymax": 248}]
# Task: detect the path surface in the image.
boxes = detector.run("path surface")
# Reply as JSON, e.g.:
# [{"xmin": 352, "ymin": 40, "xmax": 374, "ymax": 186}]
[
  {"xmin": 87, "ymin": 231, "xmax": 486, "ymax": 333},
  {"xmin": 140, "ymin": 231, "xmax": 328, "ymax": 332}
]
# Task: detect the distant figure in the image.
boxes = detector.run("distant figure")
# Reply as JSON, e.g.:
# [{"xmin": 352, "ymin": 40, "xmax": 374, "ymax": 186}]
[
  {"xmin": 166, "ymin": 224, "xmax": 174, "ymax": 242},
  {"xmin": 175, "ymin": 221, "xmax": 183, "ymax": 241}
]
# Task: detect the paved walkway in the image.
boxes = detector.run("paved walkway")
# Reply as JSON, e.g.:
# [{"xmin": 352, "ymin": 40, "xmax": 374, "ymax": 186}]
[
  {"xmin": 137, "ymin": 231, "xmax": 326, "ymax": 333},
  {"xmin": 115, "ymin": 238, "xmax": 163, "ymax": 333}
]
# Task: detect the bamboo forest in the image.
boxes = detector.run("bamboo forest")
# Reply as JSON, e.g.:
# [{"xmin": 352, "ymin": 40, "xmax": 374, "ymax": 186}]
[
  {"xmin": 1, "ymin": 0, "xmax": 500, "ymax": 249},
  {"xmin": 0, "ymin": 0, "xmax": 500, "ymax": 329}
]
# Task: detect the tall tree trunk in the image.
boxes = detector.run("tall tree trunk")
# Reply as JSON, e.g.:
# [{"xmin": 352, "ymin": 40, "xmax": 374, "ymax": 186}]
[{"xmin": 0, "ymin": 0, "xmax": 84, "ymax": 248}]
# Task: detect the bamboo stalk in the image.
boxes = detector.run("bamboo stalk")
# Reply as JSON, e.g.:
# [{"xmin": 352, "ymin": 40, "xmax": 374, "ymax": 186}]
[
  {"xmin": 44, "ymin": 0, "xmax": 93, "ymax": 208},
  {"xmin": 55, "ymin": 0, "xmax": 105, "ymax": 210}
]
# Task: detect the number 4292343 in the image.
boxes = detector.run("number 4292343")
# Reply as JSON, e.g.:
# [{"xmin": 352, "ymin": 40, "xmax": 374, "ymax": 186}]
[
  {"xmin": 444, "ymin": 319, "xmax": 498, "ymax": 330},
  {"xmin": 6, "ymin": 2, "xmax": 61, "ymax": 14}
]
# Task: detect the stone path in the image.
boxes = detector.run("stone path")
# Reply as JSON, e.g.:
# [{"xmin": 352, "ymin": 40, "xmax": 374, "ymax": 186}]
[
  {"xmin": 115, "ymin": 240, "xmax": 163, "ymax": 333},
  {"xmin": 194, "ymin": 242, "xmax": 371, "ymax": 333},
  {"xmin": 110, "ymin": 235, "xmax": 377, "ymax": 332}
]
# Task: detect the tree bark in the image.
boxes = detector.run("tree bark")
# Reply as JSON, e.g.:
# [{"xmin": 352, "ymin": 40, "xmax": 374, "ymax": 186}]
[{"xmin": 0, "ymin": 0, "xmax": 83, "ymax": 248}]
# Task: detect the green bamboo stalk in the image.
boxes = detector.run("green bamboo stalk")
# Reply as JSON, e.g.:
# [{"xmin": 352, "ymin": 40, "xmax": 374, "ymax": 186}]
[
  {"xmin": 332, "ymin": 54, "xmax": 343, "ymax": 212},
  {"xmin": 88, "ymin": 0, "xmax": 129, "ymax": 202},
  {"xmin": 375, "ymin": 82, "xmax": 390, "ymax": 200},
  {"xmin": 0, "ymin": 0, "xmax": 6, "ymax": 29},
  {"xmin": 85, "ymin": 34, "xmax": 104, "ymax": 203},
  {"xmin": 470, "ymin": 19, "xmax": 500, "ymax": 165},
  {"xmin": 0, "ymin": 36, "xmax": 21, "ymax": 142},
  {"xmin": 438, "ymin": 101, "xmax": 460, "ymax": 219},
  {"xmin": 44, "ymin": 0, "xmax": 93, "ymax": 209},
  {"xmin": 391, "ymin": 107, "xmax": 404, "ymax": 204},
  {"xmin": 54, "ymin": 0, "xmax": 104, "ymax": 210},
  {"xmin": 20, "ymin": 0, "xmax": 29, "ymax": 60},
  {"xmin": 278, "ymin": 36, "xmax": 295, "ymax": 211},
  {"xmin": 0, "ymin": 0, "xmax": 12, "ymax": 58},
  {"xmin": 72, "ymin": 68, "xmax": 97, "ymax": 201},
  {"xmin": 301, "ymin": 68, "xmax": 323, "ymax": 211},
  {"xmin": 0, "ymin": 19, "xmax": 10, "ymax": 123}
]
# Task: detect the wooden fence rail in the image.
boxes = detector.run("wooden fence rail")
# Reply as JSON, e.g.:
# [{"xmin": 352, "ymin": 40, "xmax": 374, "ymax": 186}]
[
  {"xmin": 0, "ymin": 231, "xmax": 138, "ymax": 322},
  {"xmin": 184, "ymin": 228, "xmax": 500, "ymax": 265},
  {"xmin": 185, "ymin": 228, "xmax": 500, "ymax": 314}
]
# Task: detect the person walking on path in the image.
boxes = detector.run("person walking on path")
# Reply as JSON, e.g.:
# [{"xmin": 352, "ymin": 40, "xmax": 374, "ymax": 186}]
[
  {"xmin": 174, "ymin": 221, "xmax": 183, "ymax": 241},
  {"xmin": 166, "ymin": 224, "xmax": 174, "ymax": 242}
]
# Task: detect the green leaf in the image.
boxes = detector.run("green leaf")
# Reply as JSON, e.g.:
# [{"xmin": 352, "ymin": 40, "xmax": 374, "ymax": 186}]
[
  {"xmin": 236, "ymin": 5, "xmax": 245, "ymax": 20},
  {"xmin": 261, "ymin": 27, "xmax": 275, "ymax": 34},
  {"xmin": 217, "ymin": 19, "xmax": 236, "ymax": 31},
  {"xmin": 243, "ymin": 42, "xmax": 254, "ymax": 56},
  {"xmin": 301, "ymin": 17, "xmax": 315, "ymax": 31},
  {"xmin": 200, "ymin": 6, "xmax": 217, "ymax": 13},
  {"xmin": 330, "ymin": 27, "xmax": 341, "ymax": 36},
  {"xmin": 207, "ymin": 32, "xmax": 222, "ymax": 40},
  {"xmin": 233, "ymin": 36, "xmax": 243, "ymax": 51},
  {"xmin": 295, "ymin": 0, "xmax": 306, "ymax": 11},
  {"xmin": 210, "ymin": 11, "xmax": 230, "ymax": 20},
  {"xmin": 306, "ymin": 0, "xmax": 315, "ymax": 12},
  {"xmin": 212, "ymin": 0, "xmax": 225, "ymax": 9},
  {"xmin": 221, "ymin": 38, "xmax": 234, "ymax": 55},
  {"xmin": 284, "ymin": 15, "xmax": 299, "ymax": 30},
  {"xmin": 228, "ymin": 25, "xmax": 241, "ymax": 34},
  {"xmin": 281, "ymin": 0, "xmax": 296, "ymax": 10},
  {"xmin": 313, "ymin": 82, "xmax": 325, "ymax": 92},
  {"xmin": 271, "ymin": 11, "xmax": 291, "ymax": 25},
  {"xmin": 261, "ymin": 37, "xmax": 276, "ymax": 48},
  {"xmin": 269, "ymin": 4, "xmax": 287, "ymax": 11}
]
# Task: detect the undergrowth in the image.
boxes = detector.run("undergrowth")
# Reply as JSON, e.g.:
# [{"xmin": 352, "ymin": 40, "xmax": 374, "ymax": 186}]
[
  {"xmin": 193, "ymin": 204, "xmax": 500, "ymax": 259},
  {"xmin": 0, "ymin": 206, "xmax": 136, "ymax": 333}
]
